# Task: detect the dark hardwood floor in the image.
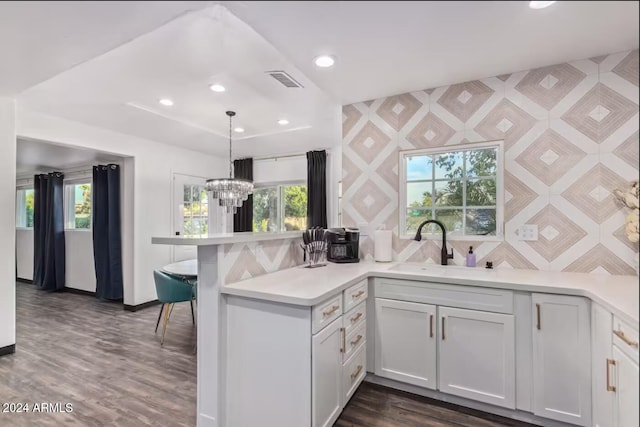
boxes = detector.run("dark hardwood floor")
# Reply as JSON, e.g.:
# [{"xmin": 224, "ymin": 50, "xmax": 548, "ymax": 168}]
[
  {"xmin": 2, "ymin": 283, "xmax": 536, "ymax": 427},
  {"xmin": 1, "ymin": 282, "xmax": 197, "ymax": 427},
  {"xmin": 337, "ymin": 382, "xmax": 538, "ymax": 427}
]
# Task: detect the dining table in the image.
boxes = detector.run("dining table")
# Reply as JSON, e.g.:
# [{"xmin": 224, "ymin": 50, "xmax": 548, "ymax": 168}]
[{"xmin": 161, "ymin": 259, "xmax": 197, "ymax": 280}]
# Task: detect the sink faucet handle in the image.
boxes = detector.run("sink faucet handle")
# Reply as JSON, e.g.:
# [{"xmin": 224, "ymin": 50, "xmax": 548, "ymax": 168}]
[{"xmin": 447, "ymin": 248, "xmax": 454, "ymax": 259}]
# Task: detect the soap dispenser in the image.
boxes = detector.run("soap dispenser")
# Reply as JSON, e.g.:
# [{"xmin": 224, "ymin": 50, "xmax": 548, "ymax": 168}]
[{"xmin": 466, "ymin": 246, "xmax": 476, "ymax": 267}]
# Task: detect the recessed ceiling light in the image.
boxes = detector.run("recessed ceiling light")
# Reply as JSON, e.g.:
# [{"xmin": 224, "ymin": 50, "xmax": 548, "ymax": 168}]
[
  {"xmin": 234, "ymin": 127, "xmax": 245, "ymax": 133},
  {"xmin": 277, "ymin": 119, "xmax": 289, "ymax": 125},
  {"xmin": 209, "ymin": 84, "xmax": 226, "ymax": 92},
  {"xmin": 529, "ymin": 1, "xmax": 556, "ymax": 9},
  {"xmin": 314, "ymin": 55, "xmax": 335, "ymax": 68},
  {"xmin": 159, "ymin": 98, "xmax": 174, "ymax": 106}
]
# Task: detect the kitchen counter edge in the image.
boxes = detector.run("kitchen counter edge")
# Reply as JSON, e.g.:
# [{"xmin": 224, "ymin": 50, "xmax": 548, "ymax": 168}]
[{"xmin": 221, "ymin": 263, "xmax": 639, "ymax": 327}]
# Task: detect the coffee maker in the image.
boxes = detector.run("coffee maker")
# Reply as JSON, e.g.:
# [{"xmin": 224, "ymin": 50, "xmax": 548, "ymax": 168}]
[{"xmin": 326, "ymin": 228, "xmax": 360, "ymax": 263}]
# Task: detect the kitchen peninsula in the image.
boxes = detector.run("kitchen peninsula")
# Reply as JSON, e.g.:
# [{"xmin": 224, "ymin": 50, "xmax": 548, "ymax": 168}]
[{"xmin": 152, "ymin": 234, "xmax": 639, "ymax": 427}]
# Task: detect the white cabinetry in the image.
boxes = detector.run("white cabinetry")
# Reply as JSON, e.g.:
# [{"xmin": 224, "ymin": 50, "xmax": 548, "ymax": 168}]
[
  {"xmin": 612, "ymin": 346, "xmax": 639, "ymax": 427},
  {"xmin": 439, "ymin": 306, "xmax": 515, "ymax": 408},
  {"xmin": 225, "ymin": 279, "xmax": 368, "ymax": 427},
  {"xmin": 591, "ymin": 303, "xmax": 614, "ymax": 427},
  {"xmin": 374, "ymin": 281, "xmax": 516, "ymax": 410},
  {"xmin": 531, "ymin": 294, "xmax": 591, "ymax": 426},
  {"xmin": 312, "ymin": 279, "xmax": 368, "ymax": 427},
  {"xmin": 374, "ymin": 299, "xmax": 437, "ymax": 389},
  {"xmin": 312, "ymin": 317, "xmax": 343, "ymax": 427},
  {"xmin": 612, "ymin": 316, "xmax": 639, "ymax": 427}
]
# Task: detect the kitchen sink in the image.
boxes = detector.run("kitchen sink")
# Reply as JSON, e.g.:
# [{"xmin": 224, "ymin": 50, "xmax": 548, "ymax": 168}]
[{"xmin": 390, "ymin": 263, "xmax": 491, "ymax": 276}]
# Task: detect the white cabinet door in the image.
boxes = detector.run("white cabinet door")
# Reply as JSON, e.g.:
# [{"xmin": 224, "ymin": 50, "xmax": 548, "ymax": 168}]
[
  {"xmin": 312, "ymin": 317, "xmax": 343, "ymax": 427},
  {"xmin": 374, "ymin": 298, "xmax": 437, "ymax": 389},
  {"xmin": 438, "ymin": 306, "xmax": 515, "ymax": 409},
  {"xmin": 532, "ymin": 294, "xmax": 591, "ymax": 426},
  {"xmin": 613, "ymin": 345, "xmax": 639, "ymax": 427},
  {"xmin": 592, "ymin": 304, "xmax": 614, "ymax": 427}
]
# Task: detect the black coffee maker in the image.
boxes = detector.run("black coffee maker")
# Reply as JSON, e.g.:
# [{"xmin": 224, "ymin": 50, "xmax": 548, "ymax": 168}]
[{"xmin": 326, "ymin": 228, "xmax": 360, "ymax": 263}]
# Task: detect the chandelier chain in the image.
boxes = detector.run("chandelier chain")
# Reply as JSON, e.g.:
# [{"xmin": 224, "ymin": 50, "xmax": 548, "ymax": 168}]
[{"xmin": 228, "ymin": 112, "xmax": 232, "ymax": 179}]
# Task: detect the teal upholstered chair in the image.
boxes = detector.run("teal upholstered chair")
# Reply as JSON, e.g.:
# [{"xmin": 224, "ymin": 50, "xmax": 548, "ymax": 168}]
[{"xmin": 153, "ymin": 270, "xmax": 196, "ymax": 345}]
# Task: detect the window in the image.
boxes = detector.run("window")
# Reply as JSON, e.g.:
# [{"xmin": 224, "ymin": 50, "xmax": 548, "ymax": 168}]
[
  {"xmin": 65, "ymin": 182, "xmax": 92, "ymax": 229},
  {"xmin": 183, "ymin": 184, "xmax": 209, "ymax": 235},
  {"xmin": 16, "ymin": 188, "xmax": 35, "ymax": 228},
  {"xmin": 253, "ymin": 184, "xmax": 307, "ymax": 232},
  {"xmin": 400, "ymin": 142, "xmax": 503, "ymax": 239}
]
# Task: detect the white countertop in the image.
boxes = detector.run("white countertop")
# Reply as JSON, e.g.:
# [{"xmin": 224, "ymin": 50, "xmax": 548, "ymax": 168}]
[
  {"xmin": 152, "ymin": 231, "xmax": 300, "ymax": 246},
  {"xmin": 221, "ymin": 262, "xmax": 639, "ymax": 326}
]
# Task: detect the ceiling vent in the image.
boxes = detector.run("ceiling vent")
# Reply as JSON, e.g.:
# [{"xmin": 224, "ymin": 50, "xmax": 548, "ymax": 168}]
[{"xmin": 266, "ymin": 70, "xmax": 304, "ymax": 88}]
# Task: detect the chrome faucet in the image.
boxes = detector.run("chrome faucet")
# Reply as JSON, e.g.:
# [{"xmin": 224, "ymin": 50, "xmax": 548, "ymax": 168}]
[{"xmin": 414, "ymin": 219, "xmax": 454, "ymax": 266}]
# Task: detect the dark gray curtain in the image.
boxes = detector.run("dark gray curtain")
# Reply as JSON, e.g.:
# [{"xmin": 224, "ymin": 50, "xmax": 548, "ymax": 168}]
[
  {"xmin": 92, "ymin": 164, "xmax": 123, "ymax": 301},
  {"xmin": 233, "ymin": 158, "xmax": 253, "ymax": 232},
  {"xmin": 33, "ymin": 172, "xmax": 66, "ymax": 291},
  {"xmin": 306, "ymin": 150, "xmax": 327, "ymax": 229}
]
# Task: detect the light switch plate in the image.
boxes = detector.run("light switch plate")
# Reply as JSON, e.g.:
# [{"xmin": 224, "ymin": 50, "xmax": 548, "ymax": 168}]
[{"xmin": 516, "ymin": 224, "xmax": 538, "ymax": 241}]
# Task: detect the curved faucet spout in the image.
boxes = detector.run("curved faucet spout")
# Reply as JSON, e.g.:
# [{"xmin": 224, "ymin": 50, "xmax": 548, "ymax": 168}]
[{"xmin": 414, "ymin": 219, "xmax": 454, "ymax": 265}]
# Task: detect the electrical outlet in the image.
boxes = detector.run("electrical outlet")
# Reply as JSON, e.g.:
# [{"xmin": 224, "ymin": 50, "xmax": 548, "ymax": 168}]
[{"xmin": 516, "ymin": 224, "xmax": 538, "ymax": 241}]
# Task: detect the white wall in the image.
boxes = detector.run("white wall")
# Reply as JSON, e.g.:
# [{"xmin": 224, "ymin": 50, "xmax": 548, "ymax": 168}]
[
  {"xmin": 253, "ymin": 145, "xmax": 342, "ymax": 229},
  {"xmin": 15, "ymin": 229, "xmax": 33, "ymax": 281},
  {"xmin": 254, "ymin": 156, "xmax": 307, "ymax": 184},
  {"xmin": 0, "ymin": 98, "xmax": 16, "ymax": 349},
  {"xmin": 16, "ymin": 229, "xmax": 98, "ymax": 293},
  {"xmin": 17, "ymin": 109, "xmax": 228, "ymax": 305},
  {"xmin": 64, "ymin": 231, "xmax": 96, "ymax": 292}
]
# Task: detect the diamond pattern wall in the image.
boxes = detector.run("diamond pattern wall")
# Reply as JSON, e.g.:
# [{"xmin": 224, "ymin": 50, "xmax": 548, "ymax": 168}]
[
  {"xmin": 223, "ymin": 238, "xmax": 304, "ymax": 283},
  {"xmin": 342, "ymin": 50, "xmax": 639, "ymax": 274}
]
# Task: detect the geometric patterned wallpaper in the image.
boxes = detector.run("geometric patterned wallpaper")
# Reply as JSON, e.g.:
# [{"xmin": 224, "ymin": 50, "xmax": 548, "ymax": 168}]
[
  {"xmin": 222, "ymin": 238, "xmax": 304, "ymax": 283},
  {"xmin": 343, "ymin": 50, "xmax": 639, "ymax": 275}
]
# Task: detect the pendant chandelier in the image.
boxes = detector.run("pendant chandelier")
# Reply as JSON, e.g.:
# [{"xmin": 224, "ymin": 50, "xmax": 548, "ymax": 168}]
[{"xmin": 206, "ymin": 111, "xmax": 254, "ymax": 214}]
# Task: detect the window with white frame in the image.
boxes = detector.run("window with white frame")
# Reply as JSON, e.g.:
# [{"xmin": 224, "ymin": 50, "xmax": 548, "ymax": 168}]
[
  {"xmin": 253, "ymin": 183, "xmax": 307, "ymax": 232},
  {"xmin": 182, "ymin": 184, "xmax": 209, "ymax": 235},
  {"xmin": 400, "ymin": 142, "xmax": 503, "ymax": 239},
  {"xmin": 15, "ymin": 188, "xmax": 35, "ymax": 228},
  {"xmin": 65, "ymin": 182, "xmax": 92, "ymax": 229}
]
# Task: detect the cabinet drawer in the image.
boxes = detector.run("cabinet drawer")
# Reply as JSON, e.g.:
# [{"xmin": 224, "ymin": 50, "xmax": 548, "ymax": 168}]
[
  {"xmin": 342, "ymin": 345, "xmax": 366, "ymax": 406},
  {"xmin": 375, "ymin": 278, "xmax": 513, "ymax": 314},
  {"xmin": 613, "ymin": 315, "xmax": 639, "ymax": 363},
  {"xmin": 343, "ymin": 279, "xmax": 368, "ymax": 312},
  {"xmin": 343, "ymin": 320, "xmax": 366, "ymax": 363},
  {"xmin": 343, "ymin": 301, "xmax": 366, "ymax": 336},
  {"xmin": 312, "ymin": 294, "xmax": 343, "ymax": 334}
]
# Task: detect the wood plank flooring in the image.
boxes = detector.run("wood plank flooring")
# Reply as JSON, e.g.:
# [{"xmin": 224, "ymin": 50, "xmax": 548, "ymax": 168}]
[
  {"xmin": 1, "ymin": 283, "xmax": 197, "ymax": 427},
  {"xmin": 337, "ymin": 382, "xmax": 538, "ymax": 427},
  {"xmin": 1, "ymin": 283, "xmax": 537, "ymax": 427}
]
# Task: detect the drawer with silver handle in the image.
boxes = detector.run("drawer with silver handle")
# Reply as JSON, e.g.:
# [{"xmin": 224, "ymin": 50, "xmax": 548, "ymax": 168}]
[{"xmin": 312, "ymin": 294, "xmax": 343, "ymax": 334}]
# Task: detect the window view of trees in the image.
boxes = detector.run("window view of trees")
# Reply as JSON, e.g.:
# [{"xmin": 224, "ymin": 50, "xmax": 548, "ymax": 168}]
[
  {"xmin": 74, "ymin": 184, "xmax": 92, "ymax": 229},
  {"xmin": 25, "ymin": 189, "xmax": 34, "ymax": 228},
  {"xmin": 405, "ymin": 147, "xmax": 498, "ymax": 236},
  {"xmin": 183, "ymin": 185, "xmax": 208, "ymax": 235},
  {"xmin": 16, "ymin": 189, "xmax": 35, "ymax": 228},
  {"xmin": 253, "ymin": 184, "xmax": 307, "ymax": 232}
]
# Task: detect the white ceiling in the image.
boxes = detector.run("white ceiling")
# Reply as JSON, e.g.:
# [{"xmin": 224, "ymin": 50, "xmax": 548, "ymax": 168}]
[
  {"xmin": 5, "ymin": 1, "xmax": 639, "ymax": 159},
  {"xmin": 0, "ymin": 1, "xmax": 208, "ymax": 96},
  {"xmin": 16, "ymin": 4, "xmax": 340, "ymax": 158},
  {"xmin": 16, "ymin": 138, "xmax": 123, "ymax": 175},
  {"xmin": 226, "ymin": 1, "xmax": 640, "ymax": 104}
]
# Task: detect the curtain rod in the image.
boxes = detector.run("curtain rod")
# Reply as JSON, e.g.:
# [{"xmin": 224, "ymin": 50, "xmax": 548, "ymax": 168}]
[{"xmin": 253, "ymin": 149, "xmax": 330, "ymax": 162}]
